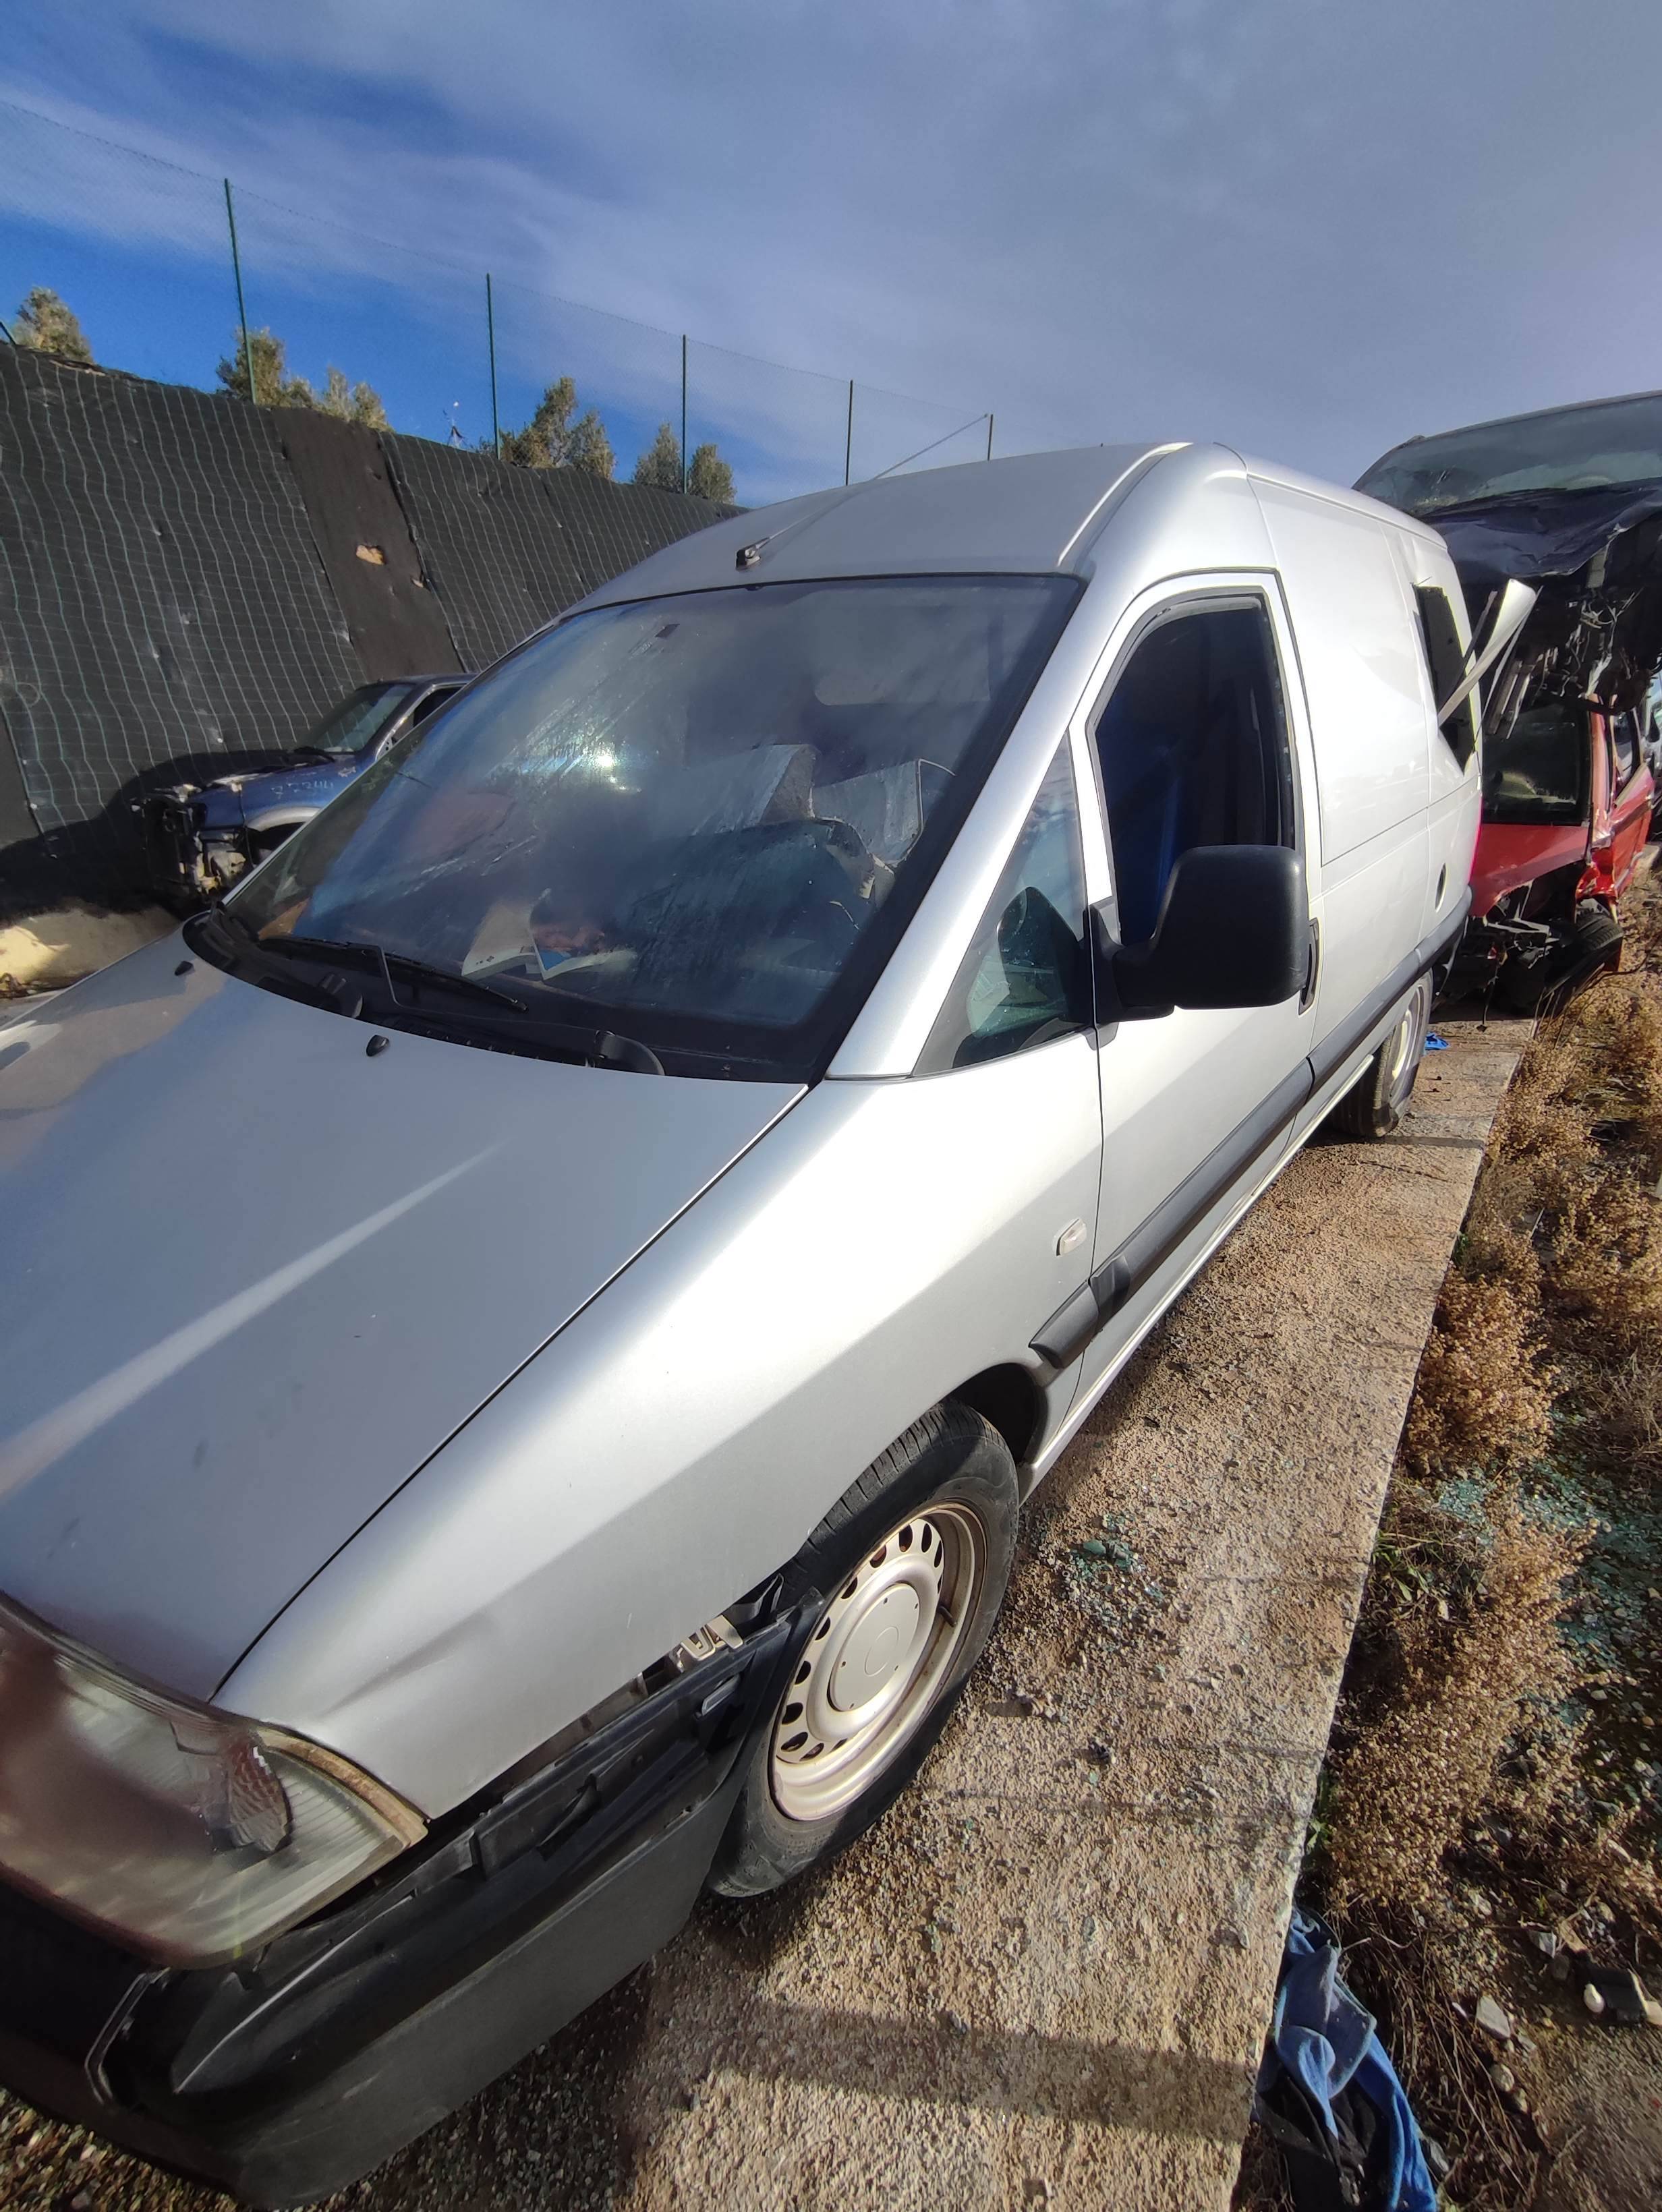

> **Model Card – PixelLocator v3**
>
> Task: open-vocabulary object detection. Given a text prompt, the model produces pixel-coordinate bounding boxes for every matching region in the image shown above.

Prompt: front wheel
[1501,900,1624,1013]
[1329,976,1431,1140]
[708,1401,1018,1898]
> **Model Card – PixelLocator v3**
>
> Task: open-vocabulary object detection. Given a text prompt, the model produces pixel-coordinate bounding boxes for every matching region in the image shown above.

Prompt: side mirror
[1094,845,1308,1020]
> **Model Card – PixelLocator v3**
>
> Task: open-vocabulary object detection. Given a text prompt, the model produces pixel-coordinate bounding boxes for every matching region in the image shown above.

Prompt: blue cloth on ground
[1260,1909,1438,2212]
[1424,1032,1449,1051]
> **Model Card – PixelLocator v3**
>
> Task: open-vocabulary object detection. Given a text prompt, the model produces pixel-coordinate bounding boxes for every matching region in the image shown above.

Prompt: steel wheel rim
[1387,985,1427,1089]
[770,1501,985,1822]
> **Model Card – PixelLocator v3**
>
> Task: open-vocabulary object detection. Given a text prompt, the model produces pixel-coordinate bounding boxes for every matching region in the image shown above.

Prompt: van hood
[0,938,799,1697]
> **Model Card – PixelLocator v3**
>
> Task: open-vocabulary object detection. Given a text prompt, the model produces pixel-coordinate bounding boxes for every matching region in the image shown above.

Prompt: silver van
[0,444,1489,2202]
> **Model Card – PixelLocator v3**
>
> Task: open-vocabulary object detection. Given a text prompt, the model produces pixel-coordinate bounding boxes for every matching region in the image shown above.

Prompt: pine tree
[216,328,386,424]
[13,287,92,363]
[633,421,683,491]
[216,327,313,407]
[687,442,735,502]
[567,408,614,479]
[500,377,613,476]
[321,365,389,430]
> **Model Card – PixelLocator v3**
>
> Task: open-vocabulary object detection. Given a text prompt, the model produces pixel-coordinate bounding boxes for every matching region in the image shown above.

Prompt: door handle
[1300,918,1321,1012]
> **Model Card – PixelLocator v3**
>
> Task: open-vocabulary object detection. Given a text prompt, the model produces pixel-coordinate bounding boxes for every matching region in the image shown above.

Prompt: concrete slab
[339,1014,1526,2212]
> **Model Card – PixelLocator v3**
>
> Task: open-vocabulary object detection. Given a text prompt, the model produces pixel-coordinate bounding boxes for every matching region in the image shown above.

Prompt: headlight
[0,1597,424,1967]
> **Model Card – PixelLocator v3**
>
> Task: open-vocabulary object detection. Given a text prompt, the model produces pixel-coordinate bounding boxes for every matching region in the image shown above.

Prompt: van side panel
[1384,531,1484,943]
[1251,478,1433,1053]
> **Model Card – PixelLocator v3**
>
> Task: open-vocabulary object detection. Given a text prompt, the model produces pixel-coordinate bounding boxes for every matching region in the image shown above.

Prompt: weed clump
[1402,1273,1555,1476]
[1324,1485,1582,1917]
[1549,1175,1662,1356]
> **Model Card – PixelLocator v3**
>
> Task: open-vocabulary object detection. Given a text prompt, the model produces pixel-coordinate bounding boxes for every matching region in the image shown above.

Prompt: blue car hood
[0,939,799,1697]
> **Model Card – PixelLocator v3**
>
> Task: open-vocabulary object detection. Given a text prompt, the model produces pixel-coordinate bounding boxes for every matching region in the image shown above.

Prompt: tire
[708,1401,1019,1898]
[1501,901,1623,1014]
[1330,975,1431,1140]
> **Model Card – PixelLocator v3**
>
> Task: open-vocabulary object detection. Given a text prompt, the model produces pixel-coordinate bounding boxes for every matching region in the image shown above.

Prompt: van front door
[1072,580,1320,1400]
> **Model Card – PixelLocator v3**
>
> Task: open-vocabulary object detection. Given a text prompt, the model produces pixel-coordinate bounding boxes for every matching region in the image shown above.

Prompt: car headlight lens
[0,1597,424,1967]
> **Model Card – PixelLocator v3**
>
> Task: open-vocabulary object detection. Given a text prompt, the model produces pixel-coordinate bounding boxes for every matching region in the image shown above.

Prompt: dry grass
[1323,1486,1583,1920]
[1286,867,1662,2212]
[1549,1175,1662,1356]
[1578,1351,1662,1473]
[1402,1273,1556,1476]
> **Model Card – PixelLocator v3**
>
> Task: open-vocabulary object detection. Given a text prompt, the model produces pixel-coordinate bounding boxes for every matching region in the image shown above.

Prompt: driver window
[1091,600,1294,945]
[409,686,456,728]
[917,745,1090,1072]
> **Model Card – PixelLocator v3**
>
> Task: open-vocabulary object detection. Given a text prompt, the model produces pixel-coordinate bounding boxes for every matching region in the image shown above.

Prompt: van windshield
[302,683,414,757]
[225,575,1076,1080]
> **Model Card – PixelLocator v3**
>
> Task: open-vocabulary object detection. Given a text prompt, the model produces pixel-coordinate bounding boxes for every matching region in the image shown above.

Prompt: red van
[1360,392,1662,1008]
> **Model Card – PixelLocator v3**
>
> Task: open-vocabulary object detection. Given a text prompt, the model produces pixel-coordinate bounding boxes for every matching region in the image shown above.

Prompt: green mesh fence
[0,96,996,508]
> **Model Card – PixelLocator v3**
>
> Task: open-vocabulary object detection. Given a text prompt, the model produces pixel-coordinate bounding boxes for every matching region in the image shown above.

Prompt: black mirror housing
[1095,845,1308,1020]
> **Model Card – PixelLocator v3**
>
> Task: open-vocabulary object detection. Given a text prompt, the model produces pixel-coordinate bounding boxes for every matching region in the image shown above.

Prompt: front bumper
[138,792,250,905]
[0,1605,793,2207]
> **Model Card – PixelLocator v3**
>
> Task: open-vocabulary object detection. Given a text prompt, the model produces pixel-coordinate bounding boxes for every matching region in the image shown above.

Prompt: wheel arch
[946,1362,1045,1468]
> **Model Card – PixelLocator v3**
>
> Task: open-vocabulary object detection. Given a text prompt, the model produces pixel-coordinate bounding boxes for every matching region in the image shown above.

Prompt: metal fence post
[223,179,255,403]
[845,380,855,485]
[985,412,994,462]
[486,274,501,458]
[680,334,688,494]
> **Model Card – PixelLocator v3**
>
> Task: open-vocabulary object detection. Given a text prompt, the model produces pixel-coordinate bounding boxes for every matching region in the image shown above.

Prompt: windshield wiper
[207,921,664,1071]
[191,912,370,1018]
[571,1026,665,1076]
[264,935,531,1017]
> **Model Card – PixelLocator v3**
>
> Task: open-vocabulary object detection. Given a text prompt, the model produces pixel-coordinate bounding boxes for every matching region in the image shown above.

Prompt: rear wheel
[708,1401,1018,1898]
[1330,976,1431,1139]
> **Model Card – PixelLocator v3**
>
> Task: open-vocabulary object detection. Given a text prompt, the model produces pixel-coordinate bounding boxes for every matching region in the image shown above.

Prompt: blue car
[141,674,467,906]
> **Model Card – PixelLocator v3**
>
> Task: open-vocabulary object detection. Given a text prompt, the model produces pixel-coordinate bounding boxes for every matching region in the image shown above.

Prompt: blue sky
[3,1,1661,507]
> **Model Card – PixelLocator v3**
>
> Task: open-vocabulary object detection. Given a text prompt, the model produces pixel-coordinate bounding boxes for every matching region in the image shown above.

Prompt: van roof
[576,444,1181,601]
[573,441,1444,607]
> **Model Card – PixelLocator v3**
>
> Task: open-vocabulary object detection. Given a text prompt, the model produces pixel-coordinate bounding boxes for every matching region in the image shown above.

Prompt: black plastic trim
[1029,1281,1101,1368]
[1029,894,1472,1369]
[0,1607,799,2206]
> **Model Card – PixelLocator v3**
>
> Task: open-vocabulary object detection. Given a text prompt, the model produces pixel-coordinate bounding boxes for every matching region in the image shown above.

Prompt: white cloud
[6,0,1662,488]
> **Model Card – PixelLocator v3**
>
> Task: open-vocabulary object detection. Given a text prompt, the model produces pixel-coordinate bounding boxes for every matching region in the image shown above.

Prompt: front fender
[240,807,318,838]
[220,1039,1104,1815]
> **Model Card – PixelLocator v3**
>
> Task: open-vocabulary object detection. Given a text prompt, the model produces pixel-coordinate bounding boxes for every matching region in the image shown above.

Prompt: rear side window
[1483,701,1588,823]
[1091,600,1293,946]
[917,745,1089,1071]
[1414,585,1477,768]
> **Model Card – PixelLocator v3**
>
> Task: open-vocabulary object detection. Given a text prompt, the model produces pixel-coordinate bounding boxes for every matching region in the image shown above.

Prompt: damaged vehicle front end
[139,676,466,910]
[1359,390,1662,1009]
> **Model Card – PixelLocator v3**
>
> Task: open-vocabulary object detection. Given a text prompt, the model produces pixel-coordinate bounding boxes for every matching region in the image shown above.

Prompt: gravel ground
[0,1019,1524,2212]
